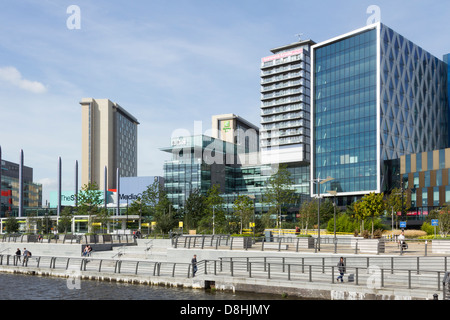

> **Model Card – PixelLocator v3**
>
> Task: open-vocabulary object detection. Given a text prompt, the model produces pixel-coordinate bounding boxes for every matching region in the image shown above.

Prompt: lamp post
[248,194,256,239]
[328,190,338,243]
[312,176,334,251]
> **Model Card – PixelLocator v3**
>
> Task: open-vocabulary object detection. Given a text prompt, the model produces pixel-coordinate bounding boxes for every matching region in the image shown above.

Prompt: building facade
[260,40,315,165]
[80,98,139,191]
[401,148,450,223]
[311,23,449,205]
[0,159,42,217]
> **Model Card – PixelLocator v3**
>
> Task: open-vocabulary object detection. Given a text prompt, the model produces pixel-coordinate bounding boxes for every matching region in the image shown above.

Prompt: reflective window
[313,29,377,193]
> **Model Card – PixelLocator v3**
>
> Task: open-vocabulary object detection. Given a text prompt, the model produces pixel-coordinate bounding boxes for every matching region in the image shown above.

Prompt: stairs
[93,239,171,261]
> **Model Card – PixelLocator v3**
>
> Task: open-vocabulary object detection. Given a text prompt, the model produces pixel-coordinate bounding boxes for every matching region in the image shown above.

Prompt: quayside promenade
[1,234,450,300]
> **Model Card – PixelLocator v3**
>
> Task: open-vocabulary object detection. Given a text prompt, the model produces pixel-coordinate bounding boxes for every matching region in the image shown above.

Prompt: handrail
[0,253,445,293]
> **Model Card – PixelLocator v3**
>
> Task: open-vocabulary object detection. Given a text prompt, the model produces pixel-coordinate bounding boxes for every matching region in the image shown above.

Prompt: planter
[231,237,252,249]
[297,237,315,249]
[351,238,385,254]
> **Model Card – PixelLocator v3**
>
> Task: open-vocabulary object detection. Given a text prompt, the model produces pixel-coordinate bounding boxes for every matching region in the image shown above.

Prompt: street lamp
[328,190,338,247]
[312,176,334,251]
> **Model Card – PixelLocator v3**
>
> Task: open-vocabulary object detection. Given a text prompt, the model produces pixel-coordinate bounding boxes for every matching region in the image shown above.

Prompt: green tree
[263,165,295,229]
[183,189,206,232]
[199,185,225,234]
[360,192,385,237]
[152,188,177,234]
[232,195,255,234]
[58,207,73,234]
[4,216,19,234]
[385,187,410,229]
[76,182,103,233]
[428,204,450,237]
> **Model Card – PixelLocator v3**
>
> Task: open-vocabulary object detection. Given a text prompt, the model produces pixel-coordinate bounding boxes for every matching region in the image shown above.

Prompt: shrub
[421,222,434,235]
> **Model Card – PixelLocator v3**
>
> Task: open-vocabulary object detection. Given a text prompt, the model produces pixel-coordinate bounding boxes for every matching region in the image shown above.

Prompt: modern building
[311,23,449,205]
[260,39,315,165]
[401,148,450,224]
[211,113,259,155]
[0,159,42,217]
[80,98,139,191]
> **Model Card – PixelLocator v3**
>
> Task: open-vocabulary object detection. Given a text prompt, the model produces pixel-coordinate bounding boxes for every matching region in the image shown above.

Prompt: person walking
[191,255,198,277]
[337,257,345,283]
[22,248,29,266]
[15,248,21,264]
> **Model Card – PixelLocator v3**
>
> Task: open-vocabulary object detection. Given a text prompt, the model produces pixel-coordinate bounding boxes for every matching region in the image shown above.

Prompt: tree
[298,199,317,232]
[263,165,295,229]
[199,185,225,234]
[232,195,255,234]
[76,182,103,233]
[385,187,410,229]
[183,189,206,231]
[58,207,73,234]
[152,188,177,234]
[4,216,19,234]
[360,192,385,237]
[429,204,450,237]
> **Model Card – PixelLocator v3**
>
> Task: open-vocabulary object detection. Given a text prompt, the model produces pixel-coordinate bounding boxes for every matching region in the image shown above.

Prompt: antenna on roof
[295,33,304,41]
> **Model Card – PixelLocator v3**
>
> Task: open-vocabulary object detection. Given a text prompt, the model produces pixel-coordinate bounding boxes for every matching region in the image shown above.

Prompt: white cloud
[0,66,47,94]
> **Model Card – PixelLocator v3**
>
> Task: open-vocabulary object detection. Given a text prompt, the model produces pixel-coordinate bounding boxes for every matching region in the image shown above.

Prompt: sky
[0,0,449,204]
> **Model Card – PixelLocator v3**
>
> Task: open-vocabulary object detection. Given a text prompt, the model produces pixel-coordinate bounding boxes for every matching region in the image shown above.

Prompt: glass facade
[401,148,450,220]
[313,29,378,194]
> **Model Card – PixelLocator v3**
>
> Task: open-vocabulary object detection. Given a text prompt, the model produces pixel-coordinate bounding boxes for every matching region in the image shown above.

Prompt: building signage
[222,120,231,133]
[261,48,303,63]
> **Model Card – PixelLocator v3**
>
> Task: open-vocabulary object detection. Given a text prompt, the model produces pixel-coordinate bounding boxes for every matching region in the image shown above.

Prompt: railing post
[332,266,335,284]
[288,264,291,281]
[408,270,411,289]
[391,257,394,274]
[309,265,312,282]
[417,257,420,275]
[356,267,359,285]
[230,260,234,277]
[355,240,358,254]
[172,263,176,277]
[205,260,208,275]
[267,263,271,279]
[249,262,252,278]
[135,261,140,275]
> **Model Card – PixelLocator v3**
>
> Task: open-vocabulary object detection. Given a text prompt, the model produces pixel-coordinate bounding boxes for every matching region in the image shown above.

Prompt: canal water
[0,273,301,301]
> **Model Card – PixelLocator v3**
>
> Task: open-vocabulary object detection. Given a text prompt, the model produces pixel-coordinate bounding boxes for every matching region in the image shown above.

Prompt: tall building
[211,114,259,154]
[311,23,449,204]
[260,40,315,165]
[80,98,139,191]
[0,159,42,216]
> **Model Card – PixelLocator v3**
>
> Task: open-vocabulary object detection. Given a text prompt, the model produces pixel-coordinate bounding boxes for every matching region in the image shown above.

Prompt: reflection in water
[0,273,300,300]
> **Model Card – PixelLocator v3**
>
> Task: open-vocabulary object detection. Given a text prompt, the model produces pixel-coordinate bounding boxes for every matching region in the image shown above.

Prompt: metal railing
[0,234,136,245]
[0,253,447,294]
[0,254,196,278]
[172,234,447,256]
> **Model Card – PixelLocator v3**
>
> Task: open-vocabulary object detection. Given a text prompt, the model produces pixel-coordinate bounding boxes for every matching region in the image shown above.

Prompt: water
[0,273,300,301]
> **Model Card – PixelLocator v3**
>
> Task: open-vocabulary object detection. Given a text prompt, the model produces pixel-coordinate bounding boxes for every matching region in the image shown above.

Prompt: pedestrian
[337,257,345,283]
[15,248,21,264]
[191,254,197,277]
[22,248,29,266]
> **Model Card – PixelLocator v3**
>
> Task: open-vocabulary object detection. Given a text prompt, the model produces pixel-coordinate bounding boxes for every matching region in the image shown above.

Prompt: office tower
[260,39,315,164]
[80,98,139,191]
[0,159,42,215]
[311,23,448,203]
[211,113,259,154]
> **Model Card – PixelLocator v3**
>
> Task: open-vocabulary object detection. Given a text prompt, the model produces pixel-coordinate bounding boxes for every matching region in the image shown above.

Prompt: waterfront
[0,273,301,301]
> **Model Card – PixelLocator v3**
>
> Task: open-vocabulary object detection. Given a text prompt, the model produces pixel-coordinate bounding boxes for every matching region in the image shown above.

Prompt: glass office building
[401,148,450,223]
[312,23,449,203]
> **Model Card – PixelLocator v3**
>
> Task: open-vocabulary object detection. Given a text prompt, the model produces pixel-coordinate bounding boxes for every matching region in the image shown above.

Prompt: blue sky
[0,0,449,203]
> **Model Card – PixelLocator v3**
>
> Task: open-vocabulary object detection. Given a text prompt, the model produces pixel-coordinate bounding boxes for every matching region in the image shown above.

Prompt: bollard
[433,294,438,300]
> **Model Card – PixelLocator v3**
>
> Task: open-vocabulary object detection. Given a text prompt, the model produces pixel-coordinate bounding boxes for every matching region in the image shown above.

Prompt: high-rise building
[80,98,139,191]
[211,114,259,154]
[311,23,449,204]
[0,159,42,216]
[260,40,315,165]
